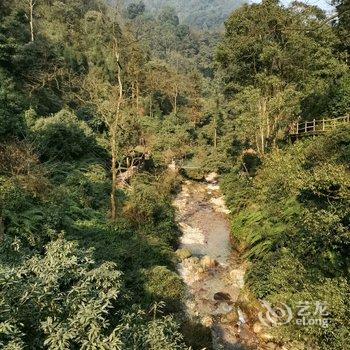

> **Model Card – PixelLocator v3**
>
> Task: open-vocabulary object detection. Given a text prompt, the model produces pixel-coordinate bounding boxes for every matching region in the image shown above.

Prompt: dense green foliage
[0,0,203,348]
[218,2,350,349]
[0,238,188,349]
[222,128,350,349]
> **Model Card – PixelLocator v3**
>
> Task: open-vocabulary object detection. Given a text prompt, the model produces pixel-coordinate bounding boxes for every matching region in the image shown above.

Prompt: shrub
[273,278,350,350]
[0,237,190,349]
[143,265,185,311]
[0,238,123,348]
[32,109,97,161]
[224,128,350,349]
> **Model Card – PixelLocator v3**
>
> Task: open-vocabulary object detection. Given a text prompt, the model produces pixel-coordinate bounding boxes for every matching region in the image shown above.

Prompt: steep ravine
[173,177,282,350]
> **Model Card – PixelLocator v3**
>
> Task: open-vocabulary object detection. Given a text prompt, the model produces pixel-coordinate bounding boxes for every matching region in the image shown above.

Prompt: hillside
[124,0,246,28]
[0,0,349,349]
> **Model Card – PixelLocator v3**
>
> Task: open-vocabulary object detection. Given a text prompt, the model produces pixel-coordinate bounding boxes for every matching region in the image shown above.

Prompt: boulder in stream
[176,248,192,260]
[213,301,233,315]
[187,256,200,265]
[201,315,214,327]
[229,269,245,288]
[205,172,219,183]
[253,321,264,334]
[253,321,275,342]
[266,342,278,350]
[221,310,239,324]
[214,292,232,302]
[260,331,275,341]
[200,255,218,269]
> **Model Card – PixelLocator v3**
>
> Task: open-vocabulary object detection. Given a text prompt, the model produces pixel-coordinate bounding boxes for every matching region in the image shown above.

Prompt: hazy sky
[251,0,334,12]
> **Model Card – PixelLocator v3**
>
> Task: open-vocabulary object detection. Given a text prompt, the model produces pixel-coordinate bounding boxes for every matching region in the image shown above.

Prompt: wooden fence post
[287,114,348,139]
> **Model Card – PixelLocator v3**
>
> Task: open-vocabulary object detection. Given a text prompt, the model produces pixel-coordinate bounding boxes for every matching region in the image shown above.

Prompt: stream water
[174,178,271,350]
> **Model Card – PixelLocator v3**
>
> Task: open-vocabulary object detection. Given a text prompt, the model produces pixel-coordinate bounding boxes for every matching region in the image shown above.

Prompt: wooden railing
[290,115,350,136]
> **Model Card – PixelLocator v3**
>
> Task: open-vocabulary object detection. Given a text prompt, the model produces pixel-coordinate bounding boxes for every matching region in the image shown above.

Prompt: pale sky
[251,0,334,12]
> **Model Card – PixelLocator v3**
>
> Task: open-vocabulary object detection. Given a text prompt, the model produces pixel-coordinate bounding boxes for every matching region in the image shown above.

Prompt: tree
[75,7,127,221]
[127,1,146,19]
[24,0,36,42]
[158,6,179,27]
[85,36,143,221]
[217,0,346,155]
[0,70,25,141]
[332,0,350,60]
[86,64,124,221]
[222,126,350,350]
[0,237,123,348]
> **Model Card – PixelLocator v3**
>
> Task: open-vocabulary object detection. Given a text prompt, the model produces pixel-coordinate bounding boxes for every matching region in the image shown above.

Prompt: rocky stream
[174,176,288,350]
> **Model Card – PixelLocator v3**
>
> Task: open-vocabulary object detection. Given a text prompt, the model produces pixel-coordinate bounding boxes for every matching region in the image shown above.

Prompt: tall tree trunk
[174,85,178,115]
[110,128,117,222]
[29,0,35,42]
[131,81,135,101]
[255,135,261,155]
[136,80,140,115]
[214,95,219,149]
[0,216,4,243]
[259,97,267,155]
[260,126,265,155]
[213,113,217,150]
[110,39,123,222]
[149,94,153,117]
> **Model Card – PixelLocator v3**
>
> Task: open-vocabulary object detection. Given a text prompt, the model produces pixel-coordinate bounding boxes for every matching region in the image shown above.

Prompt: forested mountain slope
[123,0,245,28]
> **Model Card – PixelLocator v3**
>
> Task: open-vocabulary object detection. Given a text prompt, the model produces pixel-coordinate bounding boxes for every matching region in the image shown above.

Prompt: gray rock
[214,292,231,302]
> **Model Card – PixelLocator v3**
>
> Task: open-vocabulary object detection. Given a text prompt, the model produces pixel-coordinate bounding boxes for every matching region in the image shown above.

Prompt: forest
[122,0,245,28]
[0,0,349,349]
